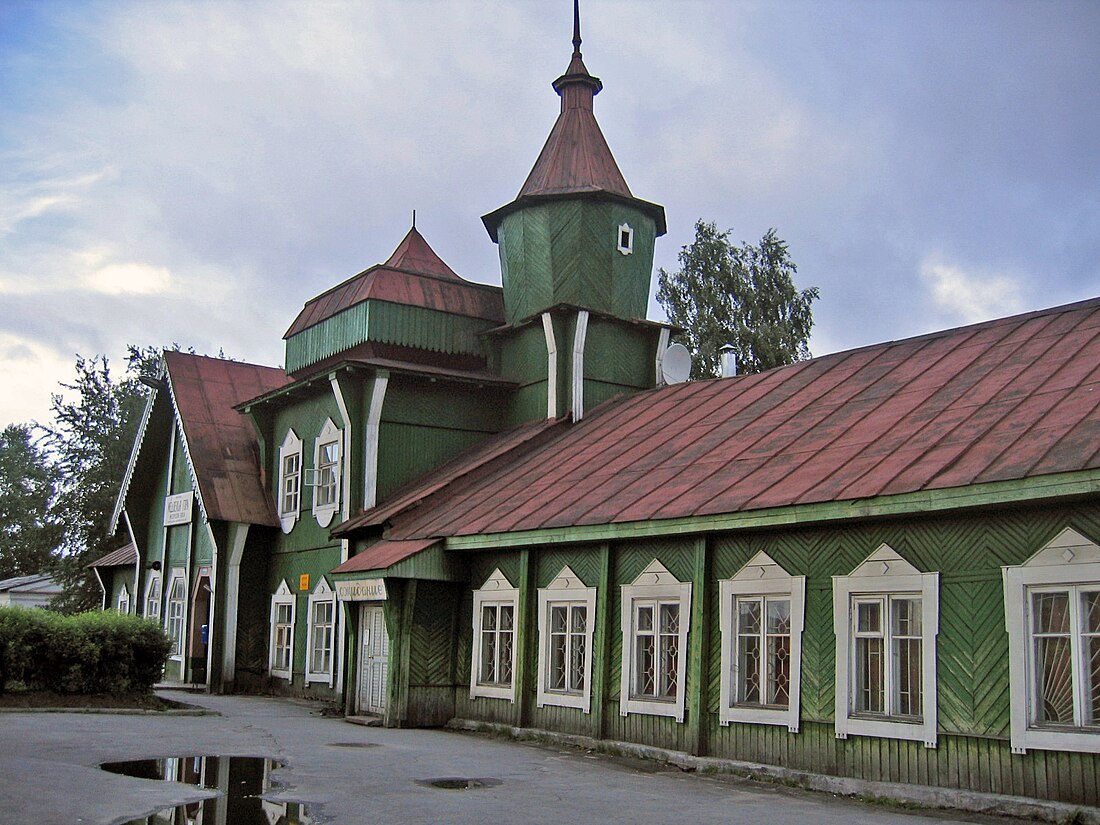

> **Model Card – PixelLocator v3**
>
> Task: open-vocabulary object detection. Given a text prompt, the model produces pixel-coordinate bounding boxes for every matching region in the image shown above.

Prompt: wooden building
[94,10,1100,808]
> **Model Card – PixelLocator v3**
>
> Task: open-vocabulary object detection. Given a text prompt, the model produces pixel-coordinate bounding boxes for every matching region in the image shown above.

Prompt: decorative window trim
[117,583,130,615]
[1004,527,1100,755]
[470,569,519,701]
[269,581,296,681]
[277,429,303,534]
[833,545,939,748]
[144,572,161,621]
[311,419,342,528]
[165,570,187,660]
[536,566,597,713]
[616,223,634,255]
[619,559,692,722]
[305,578,337,686]
[719,551,806,732]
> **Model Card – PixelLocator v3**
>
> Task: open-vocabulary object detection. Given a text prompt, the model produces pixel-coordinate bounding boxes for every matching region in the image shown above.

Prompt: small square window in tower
[617,223,634,255]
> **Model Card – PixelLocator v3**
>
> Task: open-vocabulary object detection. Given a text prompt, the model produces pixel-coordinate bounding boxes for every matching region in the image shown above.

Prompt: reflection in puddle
[100,755,315,825]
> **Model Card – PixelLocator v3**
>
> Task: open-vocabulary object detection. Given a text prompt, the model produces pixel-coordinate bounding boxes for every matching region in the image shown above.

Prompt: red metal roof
[330,538,440,574]
[284,228,504,338]
[87,542,137,568]
[481,41,666,241]
[165,352,290,527]
[346,298,1100,542]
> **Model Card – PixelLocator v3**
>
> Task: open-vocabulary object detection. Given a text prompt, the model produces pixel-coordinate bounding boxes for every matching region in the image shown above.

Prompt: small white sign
[163,492,193,526]
[335,578,387,602]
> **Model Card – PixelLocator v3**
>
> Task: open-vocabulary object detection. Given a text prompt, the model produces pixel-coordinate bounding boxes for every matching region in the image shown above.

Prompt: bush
[0,607,171,694]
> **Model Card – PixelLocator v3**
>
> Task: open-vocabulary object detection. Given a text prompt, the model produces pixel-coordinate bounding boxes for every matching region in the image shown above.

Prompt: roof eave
[442,469,1100,551]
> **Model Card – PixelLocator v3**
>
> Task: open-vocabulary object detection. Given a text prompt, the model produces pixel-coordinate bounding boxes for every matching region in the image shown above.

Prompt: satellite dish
[661,343,691,385]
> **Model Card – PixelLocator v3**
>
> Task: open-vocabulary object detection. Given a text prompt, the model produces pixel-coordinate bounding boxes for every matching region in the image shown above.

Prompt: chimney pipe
[720,345,737,378]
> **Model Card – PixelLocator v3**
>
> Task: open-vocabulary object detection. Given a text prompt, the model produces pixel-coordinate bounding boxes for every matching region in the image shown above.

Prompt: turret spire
[572,0,582,58]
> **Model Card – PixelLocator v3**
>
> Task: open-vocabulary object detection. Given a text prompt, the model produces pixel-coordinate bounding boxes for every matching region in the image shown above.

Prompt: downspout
[93,568,107,611]
[571,310,589,421]
[542,313,558,419]
[220,522,249,692]
[204,519,220,691]
[654,327,671,387]
[123,510,141,615]
[362,372,389,511]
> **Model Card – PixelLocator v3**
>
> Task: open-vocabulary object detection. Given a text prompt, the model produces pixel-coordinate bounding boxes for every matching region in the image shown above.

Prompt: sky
[1,0,1098,429]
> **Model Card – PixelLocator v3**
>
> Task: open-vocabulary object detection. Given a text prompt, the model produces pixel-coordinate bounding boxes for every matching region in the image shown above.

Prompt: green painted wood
[285,300,495,373]
[592,543,611,740]
[686,536,710,756]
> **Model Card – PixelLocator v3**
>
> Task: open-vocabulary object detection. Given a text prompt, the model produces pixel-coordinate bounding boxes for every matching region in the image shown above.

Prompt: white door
[357,603,389,715]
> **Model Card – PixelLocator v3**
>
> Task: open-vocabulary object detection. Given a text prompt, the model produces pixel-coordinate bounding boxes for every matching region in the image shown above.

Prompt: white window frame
[834,544,939,748]
[144,572,161,621]
[719,551,806,732]
[305,577,337,686]
[165,570,187,660]
[536,566,597,713]
[470,569,519,701]
[117,583,130,615]
[616,223,634,255]
[311,418,342,528]
[269,581,296,681]
[277,429,303,534]
[619,559,692,722]
[1004,527,1100,754]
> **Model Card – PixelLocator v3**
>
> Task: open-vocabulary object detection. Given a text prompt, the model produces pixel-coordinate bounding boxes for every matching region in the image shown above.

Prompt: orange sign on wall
[299,574,310,591]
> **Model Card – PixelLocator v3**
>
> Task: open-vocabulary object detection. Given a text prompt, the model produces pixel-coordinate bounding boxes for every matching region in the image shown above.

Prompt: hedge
[0,608,171,694]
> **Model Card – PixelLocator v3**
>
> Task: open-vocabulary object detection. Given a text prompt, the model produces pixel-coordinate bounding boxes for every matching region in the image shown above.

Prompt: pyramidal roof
[482,3,665,240]
[284,227,503,339]
[382,226,461,280]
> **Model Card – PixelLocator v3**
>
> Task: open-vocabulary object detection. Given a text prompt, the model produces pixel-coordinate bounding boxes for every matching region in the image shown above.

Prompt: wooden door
[357,603,389,715]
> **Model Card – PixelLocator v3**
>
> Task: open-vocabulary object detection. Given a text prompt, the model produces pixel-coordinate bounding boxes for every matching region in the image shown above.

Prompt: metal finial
[572,0,582,57]
[412,209,416,229]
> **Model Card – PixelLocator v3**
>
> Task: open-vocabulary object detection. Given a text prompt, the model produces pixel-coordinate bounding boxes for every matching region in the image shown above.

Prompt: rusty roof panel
[331,538,440,574]
[87,542,137,568]
[285,228,503,339]
[165,351,288,527]
[353,298,1100,541]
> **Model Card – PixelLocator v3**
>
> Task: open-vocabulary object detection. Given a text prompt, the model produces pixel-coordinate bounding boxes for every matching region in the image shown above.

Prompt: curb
[448,718,1100,824]
[0,706,217,716]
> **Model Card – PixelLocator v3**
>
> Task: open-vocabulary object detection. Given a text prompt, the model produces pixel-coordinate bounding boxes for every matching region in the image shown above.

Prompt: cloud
[0,333,75,426]
[81,260,174,295]
[919,256,1026,325]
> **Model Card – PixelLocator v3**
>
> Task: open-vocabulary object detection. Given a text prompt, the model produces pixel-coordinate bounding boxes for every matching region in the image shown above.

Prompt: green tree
[657,220,819,379]
[41,347,160,613]
[0,424,61,580]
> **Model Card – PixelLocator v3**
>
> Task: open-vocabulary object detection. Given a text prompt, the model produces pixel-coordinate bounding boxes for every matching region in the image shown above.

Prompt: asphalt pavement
[0,691,1033,825]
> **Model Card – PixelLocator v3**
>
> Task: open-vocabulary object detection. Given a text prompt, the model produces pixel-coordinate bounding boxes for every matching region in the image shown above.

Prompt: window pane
[857,601,881,634]
[482,605,497,631]
[767,634,791,707]
[1034,591,1070,634]
[738,599,761,635]
[636,634,655,697]
[570,605,586,634]
[551,605,567,633]
[570,632,586,692]
[500,605,514,631]
[1088,636,1100,726]
[856,637,884,713]
[892,598,921,637]
[1084,591,1100,635]
[499,629,513,683]
[660,628,679,698]
[660,603,679,634]
[550,629,567,690]
[480,628,497,683]
[767,599,790,635]
[637,605,653,632]
[737,633,761,704]
[895,637,922,717]
[1034,635,1073,724]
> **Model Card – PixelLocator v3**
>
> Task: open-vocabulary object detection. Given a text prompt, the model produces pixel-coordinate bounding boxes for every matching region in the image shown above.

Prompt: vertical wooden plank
[592,543,611,741]
[395,579,416,725]
[687,536,710,757]
[341,600,359,716]
[512,549,534,728]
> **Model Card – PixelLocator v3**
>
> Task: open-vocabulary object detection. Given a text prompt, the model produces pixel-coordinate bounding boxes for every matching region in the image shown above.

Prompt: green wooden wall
[496,200,657,325]
[432,500,1100,806]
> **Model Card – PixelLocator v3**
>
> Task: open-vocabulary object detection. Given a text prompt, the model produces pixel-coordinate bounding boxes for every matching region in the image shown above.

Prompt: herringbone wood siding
[443,502,1100,804]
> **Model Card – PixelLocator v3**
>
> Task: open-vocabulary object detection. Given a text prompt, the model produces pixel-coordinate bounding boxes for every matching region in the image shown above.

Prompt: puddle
[100,755,317,825]
[417,777,503,790]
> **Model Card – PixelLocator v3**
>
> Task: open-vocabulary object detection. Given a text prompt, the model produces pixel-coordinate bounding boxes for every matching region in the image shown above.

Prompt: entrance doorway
[189,576,212,686]
[357,603,389,715]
